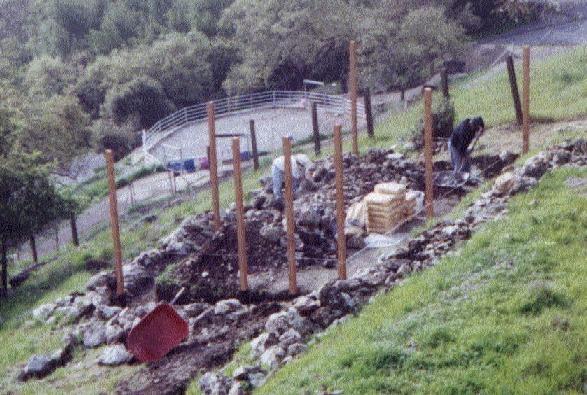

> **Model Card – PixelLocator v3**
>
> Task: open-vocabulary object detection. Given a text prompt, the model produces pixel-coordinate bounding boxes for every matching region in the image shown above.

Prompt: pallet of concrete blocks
[366,183,408,234]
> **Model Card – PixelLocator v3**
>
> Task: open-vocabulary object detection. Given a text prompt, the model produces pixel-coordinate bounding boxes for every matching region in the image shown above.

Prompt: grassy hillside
[2,45,587,393]
[258,166,587,395]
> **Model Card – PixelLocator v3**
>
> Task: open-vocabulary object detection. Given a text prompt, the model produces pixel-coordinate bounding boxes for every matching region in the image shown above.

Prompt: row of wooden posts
[103,43,532,299]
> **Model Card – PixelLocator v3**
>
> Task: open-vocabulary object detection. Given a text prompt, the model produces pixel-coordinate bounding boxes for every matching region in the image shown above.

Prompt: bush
[91,117,140,160]
[104,76,175,128]
[413,97,455,143]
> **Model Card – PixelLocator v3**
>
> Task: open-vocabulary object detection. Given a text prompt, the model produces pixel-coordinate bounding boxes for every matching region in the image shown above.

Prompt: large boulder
[98,345,133,366]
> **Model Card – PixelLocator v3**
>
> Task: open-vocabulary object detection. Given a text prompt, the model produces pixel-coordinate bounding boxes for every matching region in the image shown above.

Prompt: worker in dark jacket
[448,117,485,175]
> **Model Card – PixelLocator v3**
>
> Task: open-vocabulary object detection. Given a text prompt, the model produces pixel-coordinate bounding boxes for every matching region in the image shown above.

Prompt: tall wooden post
[70,212,79,247]
[333,124,347,280]
[1,240,7,296]
[105,149,125,298]
[506,55,524,126]
[364,88,374,138]
[441,69,449,98]
[29,236,38,264]
[424,88,434,220]
[249,120,259,171]
[522,47,531,154]
[349,40,359,156]
[311,102,321,155]
[207,102,221,230]
[232,138,249,291]
[282,137,298,295]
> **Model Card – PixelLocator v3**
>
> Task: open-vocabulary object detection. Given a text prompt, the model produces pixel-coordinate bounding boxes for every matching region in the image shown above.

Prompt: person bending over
[448,117,485,175]
[271,143,312,208]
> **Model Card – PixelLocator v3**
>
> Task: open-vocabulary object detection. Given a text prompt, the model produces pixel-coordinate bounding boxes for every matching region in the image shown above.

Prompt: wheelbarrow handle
[170,287,186,305]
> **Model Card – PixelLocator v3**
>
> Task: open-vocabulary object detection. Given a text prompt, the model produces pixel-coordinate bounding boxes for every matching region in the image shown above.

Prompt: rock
[293,295,320,316]
[310,307,343,328]
[86,271,115,291]
[493,172,517,196]
[265,308,308,336]
[278,328,302,348]
[298,208,321,228]
[259,224,285,243]
[105,323,125,344]
[319,285,355,313]
[122,264,155,299]
[287,343,307,356]
[83,324,107,348]
[182,303,211,318]
[346,233,366,250]
[85,259,110,272]
[96,305,122,321]
[523,156,549,178]
[260,346,285,369]
[55,305,83,323]
[199,372,231,395]
[251,332,278,358]
[18,355,58,381]
[32,304,56,322]
[232,365,263,380]
[214,299,244,315]
[228,381,246,395]
[248,372,266,388]
[98,345,133,366]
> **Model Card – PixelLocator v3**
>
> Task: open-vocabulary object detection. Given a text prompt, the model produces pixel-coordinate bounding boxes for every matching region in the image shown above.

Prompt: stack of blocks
[365,183,416,234]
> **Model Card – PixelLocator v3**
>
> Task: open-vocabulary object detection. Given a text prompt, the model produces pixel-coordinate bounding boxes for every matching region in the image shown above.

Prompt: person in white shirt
[271,145,312,203]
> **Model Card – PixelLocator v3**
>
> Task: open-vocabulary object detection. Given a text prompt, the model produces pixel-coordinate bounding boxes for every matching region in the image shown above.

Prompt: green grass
[257,167,587,394]
[4,44,587,393]
[0,164,270,394]
[355,46,587,153]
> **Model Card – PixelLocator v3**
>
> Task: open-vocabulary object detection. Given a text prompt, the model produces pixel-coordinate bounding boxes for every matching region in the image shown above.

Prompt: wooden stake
[70,212,79,247]
[333,124,347,280]
[441,69,449,98]
[349,40,359,155]
[232,138,249,291]
[506,55,524,126]
[311,102,320,155]
[282,137,298,295]
[207,102,221,230]
[168,171,175,195]
[105,149,125,297]
[129,182,135,206]
[522,47,531,154]
[364,88,374,138]
[249,120,259,171]
[424,88,434,220]
[29,235,38,264]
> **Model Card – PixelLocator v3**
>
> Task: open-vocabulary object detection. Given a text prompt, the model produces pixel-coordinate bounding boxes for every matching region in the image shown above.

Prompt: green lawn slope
[258,167,587,394]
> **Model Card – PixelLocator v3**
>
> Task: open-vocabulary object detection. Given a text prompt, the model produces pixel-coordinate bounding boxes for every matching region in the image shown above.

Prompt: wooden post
[333,124,347,280]
[424,88,434,220]
[522,47,530,154]
[54,226,59,250]
[129,182,135,206]
[349,40,359,155]
[70,212,79,247]
[249,120,259,171]
[232,138,249,291]
[364,88,374,138]
[1,240,7,296]
[282,137,298,295]
[207,102,221,230]
[105,149,125,298]
[506,55,524,126]
[441,69,449,98]
[29,235,38,264]
[311,102,320,155]
[168,171,175,195]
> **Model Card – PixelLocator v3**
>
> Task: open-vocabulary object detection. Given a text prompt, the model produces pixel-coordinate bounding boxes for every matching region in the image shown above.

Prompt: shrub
[104,76,175,128]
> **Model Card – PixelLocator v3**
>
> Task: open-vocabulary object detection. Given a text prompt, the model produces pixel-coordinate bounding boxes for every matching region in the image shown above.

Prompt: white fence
[142,90,366,159]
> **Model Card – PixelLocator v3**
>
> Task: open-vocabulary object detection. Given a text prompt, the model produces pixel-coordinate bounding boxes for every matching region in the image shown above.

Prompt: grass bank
[258,167,587,394]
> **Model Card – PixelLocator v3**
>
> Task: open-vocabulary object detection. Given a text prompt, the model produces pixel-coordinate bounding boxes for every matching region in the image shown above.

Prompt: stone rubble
[17,139,586,389]
[196,139,587,394]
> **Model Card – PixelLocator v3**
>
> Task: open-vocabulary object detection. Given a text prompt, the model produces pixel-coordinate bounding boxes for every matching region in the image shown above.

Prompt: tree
[19,95,92,172]
[0,109,71,296]
[104,76,175,128]
[24,55,76,98]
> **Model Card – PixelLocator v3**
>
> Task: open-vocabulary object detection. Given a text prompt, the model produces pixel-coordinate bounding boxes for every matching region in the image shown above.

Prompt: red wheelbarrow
[126,288,189,363]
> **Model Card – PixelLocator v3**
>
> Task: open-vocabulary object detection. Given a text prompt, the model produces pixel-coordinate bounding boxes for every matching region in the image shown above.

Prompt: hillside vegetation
[0,0,543,167]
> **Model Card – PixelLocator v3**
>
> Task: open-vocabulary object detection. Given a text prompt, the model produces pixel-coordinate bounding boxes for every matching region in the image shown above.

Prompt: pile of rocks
[196,138,587,394]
